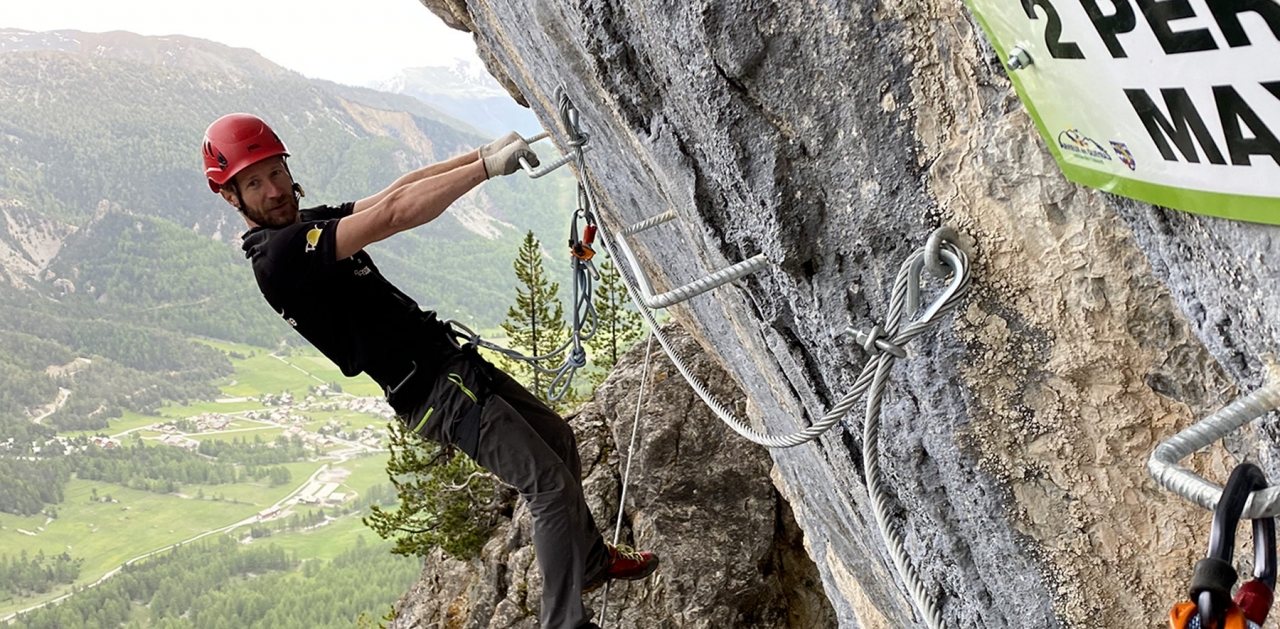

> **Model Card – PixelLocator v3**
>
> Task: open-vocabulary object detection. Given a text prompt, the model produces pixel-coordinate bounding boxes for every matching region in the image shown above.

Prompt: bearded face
[222,156,299,228]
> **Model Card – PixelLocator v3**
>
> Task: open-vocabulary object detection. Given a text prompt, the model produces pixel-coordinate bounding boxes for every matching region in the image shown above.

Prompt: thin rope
[614,333,655,544]
[598,333,656,626]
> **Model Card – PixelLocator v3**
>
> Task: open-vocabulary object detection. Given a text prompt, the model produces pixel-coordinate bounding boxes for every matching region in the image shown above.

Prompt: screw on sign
[1169,463,1276,629]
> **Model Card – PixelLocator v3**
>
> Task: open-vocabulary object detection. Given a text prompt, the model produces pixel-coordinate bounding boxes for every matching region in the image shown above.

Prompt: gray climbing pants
[401,350,609,629]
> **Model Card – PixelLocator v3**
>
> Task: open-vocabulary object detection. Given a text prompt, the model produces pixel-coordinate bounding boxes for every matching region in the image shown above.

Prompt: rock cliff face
[410,0,1280,626]
[391,326,836,628]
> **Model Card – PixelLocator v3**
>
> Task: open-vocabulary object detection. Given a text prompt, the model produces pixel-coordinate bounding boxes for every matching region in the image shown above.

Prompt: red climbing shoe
[583,543,660,593]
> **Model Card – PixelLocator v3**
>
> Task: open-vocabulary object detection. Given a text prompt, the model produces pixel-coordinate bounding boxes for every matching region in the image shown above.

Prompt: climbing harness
[528,89,968,628]
[444,241,595,402]
[1169,462,1276,629]
[444,225,596,402]
[1149,382,1280,518]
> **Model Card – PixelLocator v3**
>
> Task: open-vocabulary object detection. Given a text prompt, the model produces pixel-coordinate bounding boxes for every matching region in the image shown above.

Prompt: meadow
[0,342,398,619]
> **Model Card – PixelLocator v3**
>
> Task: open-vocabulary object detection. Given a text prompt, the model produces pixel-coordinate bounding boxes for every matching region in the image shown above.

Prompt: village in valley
[141,387,394,455]
[40,383,393,455]
[0,343,419,623]
[118,383,397,523]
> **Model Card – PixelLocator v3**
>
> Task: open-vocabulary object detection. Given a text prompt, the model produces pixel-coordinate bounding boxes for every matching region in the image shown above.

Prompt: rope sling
[446,180,602,401]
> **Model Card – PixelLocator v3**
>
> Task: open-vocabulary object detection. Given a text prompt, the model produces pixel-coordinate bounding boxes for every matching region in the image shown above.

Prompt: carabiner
[568,207,597,261]
[571,241,596,261]
[1188,463,1276,628]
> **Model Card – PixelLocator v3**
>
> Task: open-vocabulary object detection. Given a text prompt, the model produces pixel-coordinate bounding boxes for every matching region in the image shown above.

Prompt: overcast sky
[2,0,480,86]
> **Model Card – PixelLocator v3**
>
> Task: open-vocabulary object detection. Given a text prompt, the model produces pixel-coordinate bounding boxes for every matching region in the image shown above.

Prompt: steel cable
[559,91,968,626]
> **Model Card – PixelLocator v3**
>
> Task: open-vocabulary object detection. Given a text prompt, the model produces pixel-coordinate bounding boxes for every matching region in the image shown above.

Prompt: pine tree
[363,422,510,559]
[586,259,645,387]
[499,231,569,402]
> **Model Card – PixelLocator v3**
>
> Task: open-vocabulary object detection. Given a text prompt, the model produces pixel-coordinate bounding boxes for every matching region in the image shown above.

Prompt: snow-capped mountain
[375,60,541,137]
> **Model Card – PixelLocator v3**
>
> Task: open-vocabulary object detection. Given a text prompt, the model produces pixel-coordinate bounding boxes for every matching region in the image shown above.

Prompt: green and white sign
[965,0,1280,224]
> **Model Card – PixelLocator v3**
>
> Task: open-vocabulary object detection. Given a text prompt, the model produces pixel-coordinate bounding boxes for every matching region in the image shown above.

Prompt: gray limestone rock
[407,0,1280,626]
[390,325,835,629]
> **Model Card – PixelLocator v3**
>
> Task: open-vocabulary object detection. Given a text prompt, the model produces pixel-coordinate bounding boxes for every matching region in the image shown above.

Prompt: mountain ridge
[0,28,299,80]
[374,63,542,136]
[0,46,567,320]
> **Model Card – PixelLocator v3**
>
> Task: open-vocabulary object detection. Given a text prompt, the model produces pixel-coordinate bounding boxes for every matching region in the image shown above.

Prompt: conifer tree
[586,259,645,387]
[363,422,508,559]
[499,231,568,402]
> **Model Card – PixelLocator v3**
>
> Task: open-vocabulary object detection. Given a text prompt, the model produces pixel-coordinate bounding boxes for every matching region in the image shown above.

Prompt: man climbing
[202,113,657,629]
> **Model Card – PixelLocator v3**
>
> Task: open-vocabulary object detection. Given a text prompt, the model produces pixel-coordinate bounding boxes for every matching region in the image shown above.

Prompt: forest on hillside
[7,536,420,629]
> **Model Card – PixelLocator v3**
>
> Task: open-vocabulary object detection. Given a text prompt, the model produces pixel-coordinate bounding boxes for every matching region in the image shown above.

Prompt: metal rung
[519,132,589,179]
[614,212,767,309]
[623,210,677,236]
[1149,382,1280,518]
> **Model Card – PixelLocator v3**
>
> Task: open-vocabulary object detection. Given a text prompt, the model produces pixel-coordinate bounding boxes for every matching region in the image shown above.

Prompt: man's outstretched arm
[351,132,524,213]
[351,149,479,214]
[333,139,537,260]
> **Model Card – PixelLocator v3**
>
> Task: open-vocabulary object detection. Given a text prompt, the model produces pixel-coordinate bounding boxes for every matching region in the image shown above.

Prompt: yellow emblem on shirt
[305,227,322,253]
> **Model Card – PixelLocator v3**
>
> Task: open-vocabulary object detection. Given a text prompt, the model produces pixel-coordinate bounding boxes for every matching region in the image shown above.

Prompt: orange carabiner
[1169,601,1251,628]
[1169,463,1275,629]
[571,241,595,261]
[568,209,596,261]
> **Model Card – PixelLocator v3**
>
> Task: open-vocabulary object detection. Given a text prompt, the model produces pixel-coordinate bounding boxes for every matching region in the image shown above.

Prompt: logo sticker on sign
[1110,141,1136,171]
[1058,128,1113,163]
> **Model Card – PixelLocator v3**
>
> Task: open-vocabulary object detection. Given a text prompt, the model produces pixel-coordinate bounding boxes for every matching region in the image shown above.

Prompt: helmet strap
[283,159,305,202]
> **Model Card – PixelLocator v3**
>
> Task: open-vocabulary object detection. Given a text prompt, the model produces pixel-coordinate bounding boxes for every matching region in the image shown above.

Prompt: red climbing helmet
[202,113,289,193]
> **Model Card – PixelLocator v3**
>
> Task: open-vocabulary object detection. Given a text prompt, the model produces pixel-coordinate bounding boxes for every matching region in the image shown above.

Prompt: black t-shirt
[241,202,449,402]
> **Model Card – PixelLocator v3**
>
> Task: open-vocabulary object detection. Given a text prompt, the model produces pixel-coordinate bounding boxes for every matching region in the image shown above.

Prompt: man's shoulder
[243,221,339,282]
[243,222,313,257]
[300,202,355,222]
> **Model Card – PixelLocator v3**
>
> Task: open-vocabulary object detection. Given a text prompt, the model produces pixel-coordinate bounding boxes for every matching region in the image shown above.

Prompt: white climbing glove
[483,138,539,179]
[478,131,522,159]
